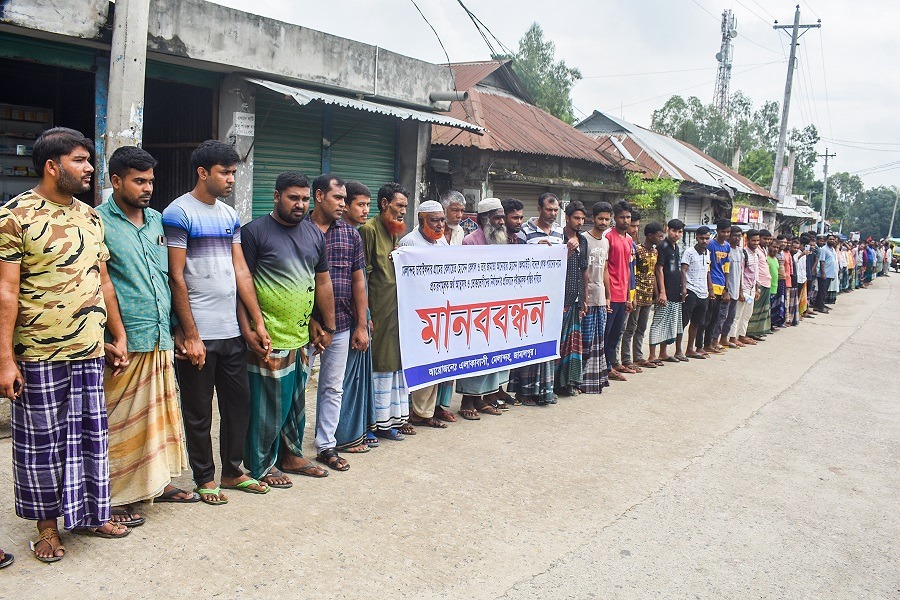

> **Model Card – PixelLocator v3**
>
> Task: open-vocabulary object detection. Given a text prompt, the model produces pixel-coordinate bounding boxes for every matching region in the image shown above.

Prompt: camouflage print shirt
[0,190,110,361]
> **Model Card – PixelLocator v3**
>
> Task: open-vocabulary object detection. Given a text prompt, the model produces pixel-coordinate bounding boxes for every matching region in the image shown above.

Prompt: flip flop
[281,463,330,477]
[73,524,131,539]
[155,488,201,503]
[373,428,405,441]
[221,478,270,494]
[458,408,481,420]
[110,507,145,527]
[663,356,680,363]
[194,486,228,505]
[0,551,13,569]
[260,469,293,489]
[410,417,448,429]
[343,443,371,454]
[685,353,707,359]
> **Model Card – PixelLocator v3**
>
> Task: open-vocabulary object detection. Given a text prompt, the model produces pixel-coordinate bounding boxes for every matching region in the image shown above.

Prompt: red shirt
[604,228,633,303]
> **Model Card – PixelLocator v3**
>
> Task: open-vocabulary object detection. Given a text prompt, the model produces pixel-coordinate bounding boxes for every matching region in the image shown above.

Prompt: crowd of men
[0,127,885,567]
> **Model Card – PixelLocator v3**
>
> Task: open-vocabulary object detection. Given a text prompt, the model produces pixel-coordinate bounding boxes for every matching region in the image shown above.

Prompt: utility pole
[770,6,821,198]
[818,148,835,234]
[713,9,737,116]
[888,186,899,239]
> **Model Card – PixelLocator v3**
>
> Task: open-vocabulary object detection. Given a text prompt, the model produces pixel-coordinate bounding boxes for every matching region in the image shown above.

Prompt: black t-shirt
[657,238,682,299]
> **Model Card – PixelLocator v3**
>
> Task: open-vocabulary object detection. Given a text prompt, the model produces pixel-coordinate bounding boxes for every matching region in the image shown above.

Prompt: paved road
[1,278,897,599]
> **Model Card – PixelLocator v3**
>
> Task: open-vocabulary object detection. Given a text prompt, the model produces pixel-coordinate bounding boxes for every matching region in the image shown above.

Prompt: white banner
[392,244,567,391]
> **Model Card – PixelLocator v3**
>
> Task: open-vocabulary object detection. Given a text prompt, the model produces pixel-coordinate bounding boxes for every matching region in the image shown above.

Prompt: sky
[211,0,900,191]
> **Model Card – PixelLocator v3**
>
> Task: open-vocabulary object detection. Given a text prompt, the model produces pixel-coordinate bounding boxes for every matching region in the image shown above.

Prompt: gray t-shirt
[681,246,710,299]
[162,193,241,340]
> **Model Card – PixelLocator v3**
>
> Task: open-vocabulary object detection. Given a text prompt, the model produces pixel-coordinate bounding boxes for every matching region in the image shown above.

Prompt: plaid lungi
[12,358,110,530]
[554,306,583,392]
[771,280,786,327]
[747,287,771,336]
[245,349,308,480]
[649,301,683,346]
[508,361,555,405]
[579,306,608,394]
[786,287,799,326]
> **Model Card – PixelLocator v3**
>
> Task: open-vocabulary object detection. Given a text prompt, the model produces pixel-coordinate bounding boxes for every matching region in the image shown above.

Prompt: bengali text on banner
[392,243,567,391]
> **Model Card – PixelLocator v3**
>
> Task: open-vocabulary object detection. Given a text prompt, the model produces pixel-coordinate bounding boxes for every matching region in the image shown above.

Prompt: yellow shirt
[0,190,109,361]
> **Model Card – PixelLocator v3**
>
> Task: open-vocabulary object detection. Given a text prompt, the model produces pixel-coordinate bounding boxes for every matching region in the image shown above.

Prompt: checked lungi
[579,306,608,394]
[244,349,308,480]
[12,358,110,530]
[771,280,786,327]
[747,288,771,336]
[649,301,683,346]
[554,306,583,392]
[786,287,799,326]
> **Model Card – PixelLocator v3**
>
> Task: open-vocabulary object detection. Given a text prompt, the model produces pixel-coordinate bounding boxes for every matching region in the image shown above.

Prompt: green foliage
[625,172,680,211]
[846,186,897,239]
[738,148,775,189]
[500,23,582,124]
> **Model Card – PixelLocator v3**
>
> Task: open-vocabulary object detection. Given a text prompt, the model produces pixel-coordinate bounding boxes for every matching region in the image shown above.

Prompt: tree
[846,186,897,239]
[501,23,582,124]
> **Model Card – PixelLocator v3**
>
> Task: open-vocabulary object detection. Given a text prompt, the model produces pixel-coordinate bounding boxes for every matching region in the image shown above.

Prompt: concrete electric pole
[770,6,821,199]
[713,10,737,117]
[818,148,836,234]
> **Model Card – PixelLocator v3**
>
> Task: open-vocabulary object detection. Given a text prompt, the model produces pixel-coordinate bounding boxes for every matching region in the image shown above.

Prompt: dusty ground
[0,277,897,599]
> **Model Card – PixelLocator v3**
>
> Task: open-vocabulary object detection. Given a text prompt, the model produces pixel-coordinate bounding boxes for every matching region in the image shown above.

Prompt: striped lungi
[245,349,308,480]
[335,344,377,450]
[372,370,408,430]
[554,305,583,392]
[508,361,555,404]
[649,301,683,346]
[798,282,809,315]
[105,348,188,506]
[12,358,110,530]
[786,287,799,326]
[747,287,771,336]
[771,281,786,327]
[579,306,608,394]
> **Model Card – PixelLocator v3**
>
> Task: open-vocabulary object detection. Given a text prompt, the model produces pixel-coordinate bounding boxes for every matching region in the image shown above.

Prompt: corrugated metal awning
[246,78,483,133]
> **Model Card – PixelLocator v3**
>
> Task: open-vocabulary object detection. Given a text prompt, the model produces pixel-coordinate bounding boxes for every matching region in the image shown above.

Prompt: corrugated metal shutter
[491,182,552,222]
[679,197,703,225]
[252,89,323,220]
[0,32,96,71]
[329,106,397,219]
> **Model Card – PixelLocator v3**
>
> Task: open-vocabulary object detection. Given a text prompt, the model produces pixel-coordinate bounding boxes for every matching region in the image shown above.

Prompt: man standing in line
[681,225,713,360]
[503,198,525,243]
[399,200,453,427]
[241,172,335,483]
[518,192,565,243]
[360,183,414,440]
[621,221,663,370]
[457,198,511,415]
[699,220,731,355]
[580,202,612,393]
[508,193,563,405]
[336,181,380,449]
[719,225,744,348]
[747,229,773,341]
[603,200,634,381]
[307,174,369,470]
[730,229,761,347]
[439,189,467,245]
[554,201,589,396]
[817,234,839,311]
[164,140,272,504]
[98,146,193,528]
[0,128,131,562]
[648,219,685,364]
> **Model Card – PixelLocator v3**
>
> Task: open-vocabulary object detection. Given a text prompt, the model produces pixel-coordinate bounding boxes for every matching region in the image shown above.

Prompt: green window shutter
[328,106,397,219]
[251,89,323,220]
[0,31,96,71]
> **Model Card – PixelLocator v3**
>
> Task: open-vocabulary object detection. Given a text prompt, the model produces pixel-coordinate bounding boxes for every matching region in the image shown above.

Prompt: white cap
[417,200,444,215]
[477,197,503,214]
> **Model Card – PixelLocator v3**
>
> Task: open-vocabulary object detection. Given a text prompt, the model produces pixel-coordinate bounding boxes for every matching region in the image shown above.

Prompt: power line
[825,141,900,153]
[817,29,835,140]
[800,42,821,128]
[850,159,900,175]
[801,0,821,19]
[687,0,719,21]
[734,0,773,27]
[823,137,900,146]
[747,0,777,20]
[580,61,777,79]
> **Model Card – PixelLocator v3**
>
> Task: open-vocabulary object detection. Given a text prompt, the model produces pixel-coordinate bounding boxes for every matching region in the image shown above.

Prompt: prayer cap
[477,198,503,214]
[417,200,444,214]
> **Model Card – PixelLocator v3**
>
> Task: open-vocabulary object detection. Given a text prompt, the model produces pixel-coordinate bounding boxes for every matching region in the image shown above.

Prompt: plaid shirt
[321,219,366,333]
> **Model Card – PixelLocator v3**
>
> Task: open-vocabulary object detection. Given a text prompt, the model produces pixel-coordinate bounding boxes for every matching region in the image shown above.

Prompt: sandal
[282,462,330,476]
[674,354,689,362]
[260,468,293,489]
[434,407,458,422]
[662,356,680,363]
[651,358,665,366]
[155,487,201,503]
[607,369,627,381]
[110,506,145,527]
[475,402,502,416]
[520,397,538,407]
[0,550,12,569]
[30,527,65,563]
[397,424,417,435]
[343,443,371,454]
[194,486,228,505]
[637,360,657,369]
[221,477,270,494]
[685,352,706,359]
[410,416,447,429]
[364,432,380,447]
[373,428,405,441]
[73,522,130,539]
[316,448,350,472]
[458,408,481,420]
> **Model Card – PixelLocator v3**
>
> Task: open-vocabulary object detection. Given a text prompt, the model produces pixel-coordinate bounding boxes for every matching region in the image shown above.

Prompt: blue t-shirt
[707,238,731,295]
[821,245,839,280]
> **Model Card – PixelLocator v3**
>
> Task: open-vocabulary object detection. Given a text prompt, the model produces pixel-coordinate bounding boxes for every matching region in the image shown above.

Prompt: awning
[246,78,483,134]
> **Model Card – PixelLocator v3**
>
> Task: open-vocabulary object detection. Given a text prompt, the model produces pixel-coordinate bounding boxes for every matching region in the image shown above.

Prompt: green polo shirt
[96,197,173,352]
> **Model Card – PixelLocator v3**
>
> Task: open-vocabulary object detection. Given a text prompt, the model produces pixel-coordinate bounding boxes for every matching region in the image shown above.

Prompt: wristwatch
[321,324,337,335]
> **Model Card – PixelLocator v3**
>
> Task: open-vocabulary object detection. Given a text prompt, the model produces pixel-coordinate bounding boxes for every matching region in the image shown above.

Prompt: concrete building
[0,0,478,222]
[430,60,635,222]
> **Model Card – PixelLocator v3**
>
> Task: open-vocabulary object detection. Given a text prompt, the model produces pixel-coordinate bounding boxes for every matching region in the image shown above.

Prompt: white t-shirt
[681,246,710,299]
[585,230,609,307]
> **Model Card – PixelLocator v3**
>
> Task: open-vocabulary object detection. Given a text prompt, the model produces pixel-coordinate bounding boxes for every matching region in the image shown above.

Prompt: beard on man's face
[485,223,508,245]
[58,165,90,196]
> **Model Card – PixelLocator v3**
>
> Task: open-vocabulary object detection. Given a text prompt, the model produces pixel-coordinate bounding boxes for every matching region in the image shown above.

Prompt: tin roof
[431,63,632,169]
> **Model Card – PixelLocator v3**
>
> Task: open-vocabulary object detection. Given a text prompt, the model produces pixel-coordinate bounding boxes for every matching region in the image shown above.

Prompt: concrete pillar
[103,0,150,195]
[218,75,256,223]
[397,120,430,231]
[93,57,109,205]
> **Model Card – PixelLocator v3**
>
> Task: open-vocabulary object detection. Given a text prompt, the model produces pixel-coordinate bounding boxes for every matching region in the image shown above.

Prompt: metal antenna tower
[713,9,737,115]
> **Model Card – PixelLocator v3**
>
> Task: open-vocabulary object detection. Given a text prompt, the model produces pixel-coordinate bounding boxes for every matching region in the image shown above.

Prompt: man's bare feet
[160,484,196,501]
[281,455,328,477]
[260,468,293,488]
[221,474,269,493]
[196,480,228,504]
[32,520,65,562]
